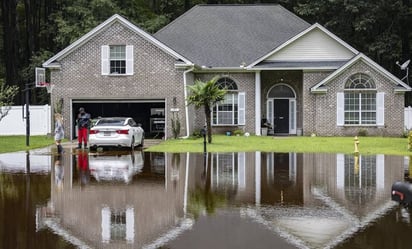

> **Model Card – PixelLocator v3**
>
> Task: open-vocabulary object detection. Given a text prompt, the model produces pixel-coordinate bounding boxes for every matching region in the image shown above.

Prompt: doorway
[273,99,289,133]
[266,84,296,135]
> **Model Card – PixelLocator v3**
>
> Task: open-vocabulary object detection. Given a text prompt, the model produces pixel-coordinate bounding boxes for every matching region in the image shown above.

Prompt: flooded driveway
[0,147,411,249]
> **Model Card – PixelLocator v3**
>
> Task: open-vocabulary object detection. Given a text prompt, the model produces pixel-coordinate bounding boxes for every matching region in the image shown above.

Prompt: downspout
[182,65,195,138]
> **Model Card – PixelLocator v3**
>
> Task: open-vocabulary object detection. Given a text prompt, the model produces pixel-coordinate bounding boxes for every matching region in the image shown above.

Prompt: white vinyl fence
[405,106,412,130]
[0,105,51,135]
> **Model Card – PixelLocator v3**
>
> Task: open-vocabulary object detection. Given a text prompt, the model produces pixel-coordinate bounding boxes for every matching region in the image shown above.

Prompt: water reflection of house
[38,151,192,249]
[37,151,404,249]
[180,152,404,248]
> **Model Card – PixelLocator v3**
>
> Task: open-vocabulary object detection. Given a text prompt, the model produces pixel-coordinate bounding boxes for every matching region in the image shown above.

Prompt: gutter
[181,65,195,138]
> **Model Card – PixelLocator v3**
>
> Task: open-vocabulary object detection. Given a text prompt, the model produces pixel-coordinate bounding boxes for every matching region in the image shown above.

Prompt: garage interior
[72,100,165,140]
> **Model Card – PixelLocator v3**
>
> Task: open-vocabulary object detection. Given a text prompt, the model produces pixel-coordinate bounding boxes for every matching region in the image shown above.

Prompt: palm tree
[187,76,227,143]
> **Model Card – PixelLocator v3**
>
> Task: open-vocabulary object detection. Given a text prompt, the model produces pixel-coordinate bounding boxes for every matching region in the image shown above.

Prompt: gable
[249,24,358,69]
[311,53,412,93]
[43,14,191,68]
[267,28,355,61]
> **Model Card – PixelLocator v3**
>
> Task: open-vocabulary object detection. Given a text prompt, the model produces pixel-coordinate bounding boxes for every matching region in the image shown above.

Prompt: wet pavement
[1,146,412,249]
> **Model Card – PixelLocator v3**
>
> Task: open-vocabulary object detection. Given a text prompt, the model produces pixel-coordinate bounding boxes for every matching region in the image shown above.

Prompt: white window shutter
[101,45,109,75]
[336,154,344,189]
[376,92,385,126]
[238,92,245,125]
[336,92,344,126]
[126,45,134,75]
[237,152,246,190]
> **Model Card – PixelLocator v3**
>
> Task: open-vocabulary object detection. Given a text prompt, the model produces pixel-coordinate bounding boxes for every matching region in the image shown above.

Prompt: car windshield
[95,119,126,126]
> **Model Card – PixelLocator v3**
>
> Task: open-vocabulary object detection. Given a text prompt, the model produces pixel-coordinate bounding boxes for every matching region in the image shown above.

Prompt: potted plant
[261,118,271,136]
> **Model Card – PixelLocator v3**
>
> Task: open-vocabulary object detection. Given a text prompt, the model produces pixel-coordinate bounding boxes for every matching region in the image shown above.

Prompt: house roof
[154,4,310,68]
[43,14,192,68]
[311,53,412,93]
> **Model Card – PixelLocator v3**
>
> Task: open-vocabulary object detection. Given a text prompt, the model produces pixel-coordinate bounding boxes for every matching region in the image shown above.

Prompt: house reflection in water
[36,151,404,249]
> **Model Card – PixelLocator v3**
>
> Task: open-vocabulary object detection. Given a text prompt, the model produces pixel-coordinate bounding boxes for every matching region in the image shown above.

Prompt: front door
[273,99,289,133]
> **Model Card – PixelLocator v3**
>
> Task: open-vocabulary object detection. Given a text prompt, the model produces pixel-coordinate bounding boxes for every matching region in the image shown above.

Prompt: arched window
[213,77,242,125]
[216,77,238,90]
[268,84,295,98]
[344,73,377,125]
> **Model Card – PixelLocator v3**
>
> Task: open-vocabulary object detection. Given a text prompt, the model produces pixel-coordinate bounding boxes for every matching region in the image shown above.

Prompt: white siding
[267,29,355,61]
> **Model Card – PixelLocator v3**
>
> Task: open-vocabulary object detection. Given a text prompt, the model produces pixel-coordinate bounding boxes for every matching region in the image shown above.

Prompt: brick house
[43,4,411,139]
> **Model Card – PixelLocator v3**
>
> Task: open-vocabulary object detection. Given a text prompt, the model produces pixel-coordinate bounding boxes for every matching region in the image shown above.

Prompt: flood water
[1,146,412,249]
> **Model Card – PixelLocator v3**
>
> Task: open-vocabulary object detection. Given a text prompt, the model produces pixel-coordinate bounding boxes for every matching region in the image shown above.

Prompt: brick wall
[191,72,256,135]
[303,60,406,137]
[49,22,188,139]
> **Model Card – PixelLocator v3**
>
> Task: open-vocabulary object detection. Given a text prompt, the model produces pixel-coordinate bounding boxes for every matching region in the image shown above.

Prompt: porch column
[255,71,261,135]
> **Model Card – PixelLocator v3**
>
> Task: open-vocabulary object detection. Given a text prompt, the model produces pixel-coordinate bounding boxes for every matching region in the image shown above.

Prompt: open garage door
[72,99,165,140]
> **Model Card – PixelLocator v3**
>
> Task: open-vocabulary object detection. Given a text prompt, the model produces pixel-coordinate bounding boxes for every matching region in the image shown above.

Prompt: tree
[0,79,19,122]
[187,76,227,143]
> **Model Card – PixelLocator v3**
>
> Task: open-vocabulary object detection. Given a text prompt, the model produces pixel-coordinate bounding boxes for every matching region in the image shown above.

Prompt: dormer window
[101,45,134,75]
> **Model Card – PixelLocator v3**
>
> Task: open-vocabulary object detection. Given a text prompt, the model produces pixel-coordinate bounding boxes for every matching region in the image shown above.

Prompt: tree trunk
[204,104,212,144]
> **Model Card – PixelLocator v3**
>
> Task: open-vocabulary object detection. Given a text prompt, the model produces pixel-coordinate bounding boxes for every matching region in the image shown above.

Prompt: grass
[1,134,411,156]
[0,135,55,153]
[145,135,412,156]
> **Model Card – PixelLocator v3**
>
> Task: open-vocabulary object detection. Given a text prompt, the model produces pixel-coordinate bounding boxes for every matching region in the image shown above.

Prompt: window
[344,74,376,125]
[101,207,134,243]
[110,45,126,74]
[337,73,384,126]
[212,77,245,125]
[101,45,133,75]
[211,152,246,190]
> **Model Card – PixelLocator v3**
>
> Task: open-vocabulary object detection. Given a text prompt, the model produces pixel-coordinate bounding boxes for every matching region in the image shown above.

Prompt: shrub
[357,129,368,137]
[233,129,244,136]
[192,130,202,138]
[409,131,412,151]
[171,112,181,139]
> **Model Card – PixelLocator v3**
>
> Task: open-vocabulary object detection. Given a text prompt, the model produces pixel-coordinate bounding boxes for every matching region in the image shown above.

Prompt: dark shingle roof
[154,4,310,68]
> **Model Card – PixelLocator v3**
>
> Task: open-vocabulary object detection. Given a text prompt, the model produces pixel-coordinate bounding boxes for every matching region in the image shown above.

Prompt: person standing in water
[54,113,64,153]
[76,107,91,149]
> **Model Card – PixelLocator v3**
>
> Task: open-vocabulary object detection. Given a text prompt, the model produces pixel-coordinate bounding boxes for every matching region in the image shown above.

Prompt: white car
[89,117,144,150]
[89,150,144,183]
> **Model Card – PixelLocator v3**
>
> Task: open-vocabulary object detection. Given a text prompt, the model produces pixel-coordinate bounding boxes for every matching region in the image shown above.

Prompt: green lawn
[145,135,412,156]
[1,134,411,156]
[0,135,55,153]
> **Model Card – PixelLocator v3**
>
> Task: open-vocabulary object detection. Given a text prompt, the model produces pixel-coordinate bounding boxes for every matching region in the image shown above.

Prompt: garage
[72,99,165,140]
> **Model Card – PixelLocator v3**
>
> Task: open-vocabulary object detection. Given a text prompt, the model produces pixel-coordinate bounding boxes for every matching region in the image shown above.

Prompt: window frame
[340,73,381,126]
[212,77,245,126]
[101,45,134,76]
